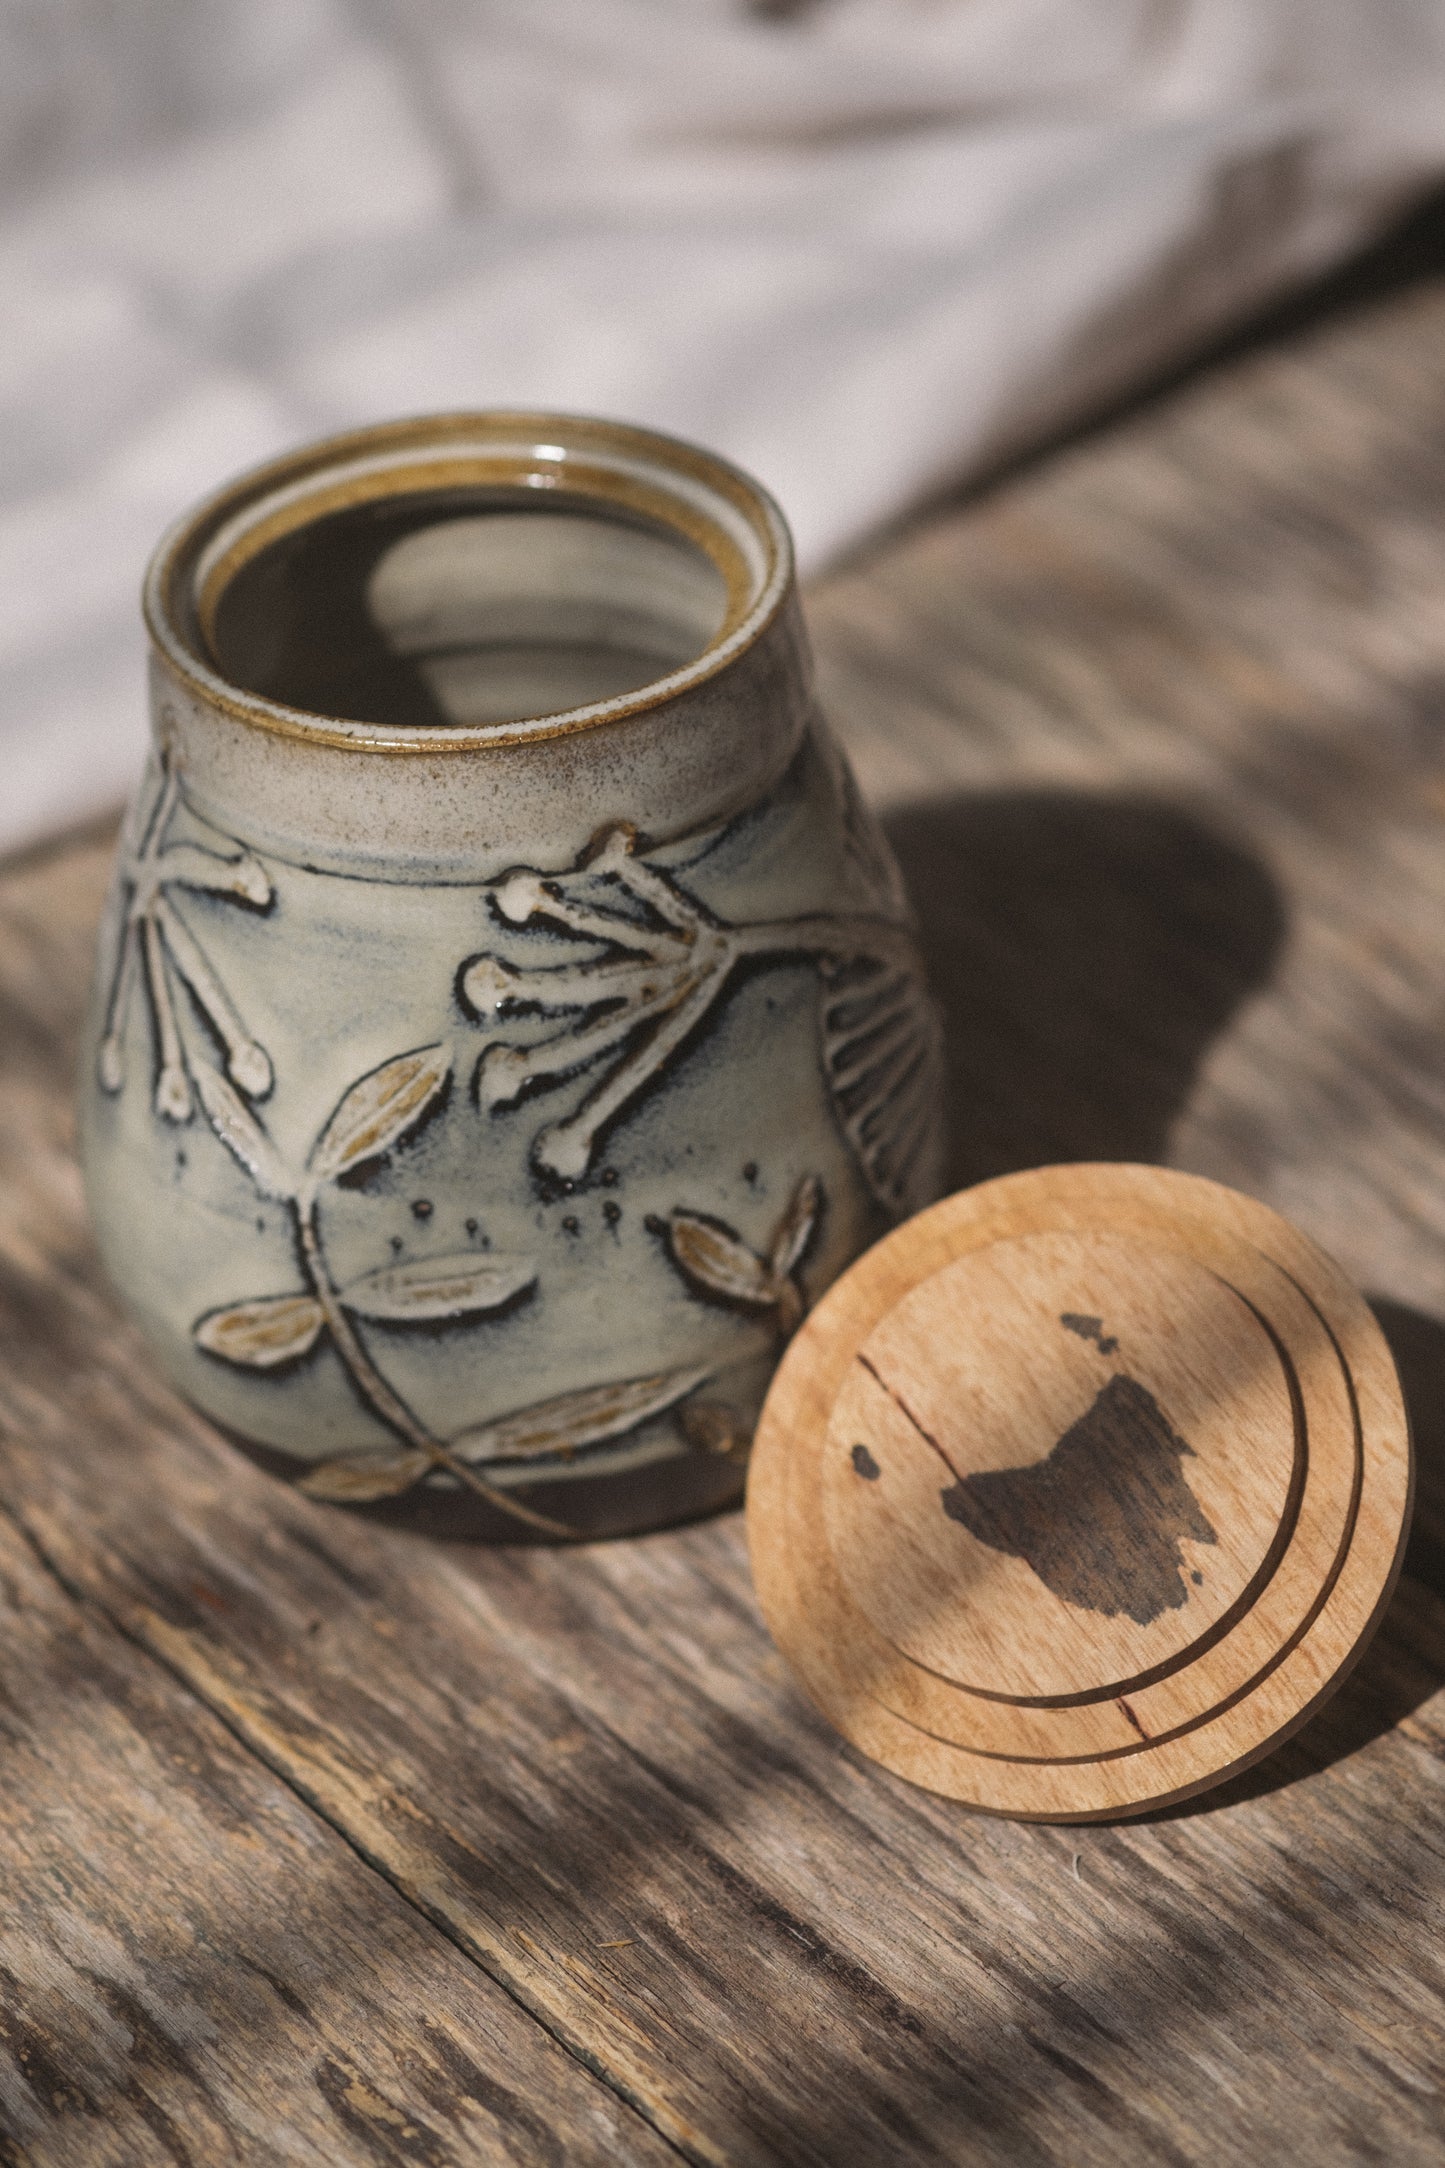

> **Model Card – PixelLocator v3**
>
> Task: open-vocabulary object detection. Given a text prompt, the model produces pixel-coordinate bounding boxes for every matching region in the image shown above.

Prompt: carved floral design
[103,764,936,1521]
[650,1173,823,1339]
[302,1363,711,1504]
[818,957,943,1211]
[460,823,940,1211]
[648,1173,825,1474]
[98,744,274,1120]
[188,1039,709,1524]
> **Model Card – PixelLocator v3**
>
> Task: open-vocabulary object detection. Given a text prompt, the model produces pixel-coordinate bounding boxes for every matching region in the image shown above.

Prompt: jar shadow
[879,788,1287,1187]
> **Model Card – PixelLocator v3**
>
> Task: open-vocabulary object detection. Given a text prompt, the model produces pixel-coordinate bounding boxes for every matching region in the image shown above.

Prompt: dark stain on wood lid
[940,1374,1219,1626]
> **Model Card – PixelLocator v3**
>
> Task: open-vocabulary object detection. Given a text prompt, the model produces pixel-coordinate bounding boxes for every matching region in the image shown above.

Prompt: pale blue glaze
[79,414,942,1538]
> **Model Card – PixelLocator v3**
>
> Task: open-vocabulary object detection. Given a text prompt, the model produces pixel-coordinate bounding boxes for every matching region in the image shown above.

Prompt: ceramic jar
[79,413,942,1539]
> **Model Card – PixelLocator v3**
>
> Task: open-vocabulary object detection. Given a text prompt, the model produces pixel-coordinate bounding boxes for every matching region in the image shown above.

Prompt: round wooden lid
[747,1164,1413,1821]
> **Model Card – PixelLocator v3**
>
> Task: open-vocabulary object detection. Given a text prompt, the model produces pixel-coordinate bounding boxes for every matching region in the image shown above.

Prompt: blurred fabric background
[5,0,1445,852]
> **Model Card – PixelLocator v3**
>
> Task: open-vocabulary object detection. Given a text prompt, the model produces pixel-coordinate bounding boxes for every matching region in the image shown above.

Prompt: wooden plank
[5,273,1445,2162]
[3,903,1445,2153]
[4,1197,1445,2165]
[0,1509,673,2167]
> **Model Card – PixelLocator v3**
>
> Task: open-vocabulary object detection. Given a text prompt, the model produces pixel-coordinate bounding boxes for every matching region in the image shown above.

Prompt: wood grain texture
[824,1231,1300,1681]
[749,1164,1411,1817]
[783,1234,1362,1769]
[7,268,1445,2159]
[0,1490,669,2167]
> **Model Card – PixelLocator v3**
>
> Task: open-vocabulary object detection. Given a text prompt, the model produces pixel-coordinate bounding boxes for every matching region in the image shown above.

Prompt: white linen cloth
[4,0,1445,852]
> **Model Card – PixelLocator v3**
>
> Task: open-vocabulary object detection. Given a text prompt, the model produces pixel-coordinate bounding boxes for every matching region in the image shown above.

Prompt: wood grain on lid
[747,1163,1412,1820]
[823,1231,1298,1702]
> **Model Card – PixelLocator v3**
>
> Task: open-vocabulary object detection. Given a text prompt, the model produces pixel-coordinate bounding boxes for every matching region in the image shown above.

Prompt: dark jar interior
[209,487,734,730]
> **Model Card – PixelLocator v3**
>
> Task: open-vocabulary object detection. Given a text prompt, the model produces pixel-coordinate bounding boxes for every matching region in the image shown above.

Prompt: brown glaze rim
[143,411,794,755]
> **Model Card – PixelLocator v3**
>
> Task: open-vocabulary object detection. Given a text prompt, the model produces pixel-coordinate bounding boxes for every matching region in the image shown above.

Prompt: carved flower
[186,1037,711,1525]
[98,744,274,1121]
[457,822,935,1210]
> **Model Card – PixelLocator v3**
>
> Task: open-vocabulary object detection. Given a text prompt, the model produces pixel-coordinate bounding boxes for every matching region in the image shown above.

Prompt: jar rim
[143,411,794,755]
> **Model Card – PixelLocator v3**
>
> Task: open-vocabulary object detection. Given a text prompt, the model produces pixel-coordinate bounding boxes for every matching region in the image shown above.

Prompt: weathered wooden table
[5,262,1445,2165]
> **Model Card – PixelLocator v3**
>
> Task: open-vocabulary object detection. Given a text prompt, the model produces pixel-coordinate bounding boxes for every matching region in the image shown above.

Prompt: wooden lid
[747,1164,1413,1821]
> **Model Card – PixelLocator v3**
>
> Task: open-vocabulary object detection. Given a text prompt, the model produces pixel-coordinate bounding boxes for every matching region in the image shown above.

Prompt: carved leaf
[309,1044,451,1182]
[194,1292,324,1368]
[665,1213,774,1307]
[452,1363,709,1466]
[676,1400,752,1462]
[769,1175,822,1281]
[298,1447,432,1502]
[341,1252,536,1323]
[774,1280,805,1339]
[819,960,944,1218]
[192,1063,293,1200]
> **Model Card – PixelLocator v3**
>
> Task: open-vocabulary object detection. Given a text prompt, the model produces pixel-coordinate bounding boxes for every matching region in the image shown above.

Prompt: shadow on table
[1373,1299,1445,1598]
[880,788,1286,1188]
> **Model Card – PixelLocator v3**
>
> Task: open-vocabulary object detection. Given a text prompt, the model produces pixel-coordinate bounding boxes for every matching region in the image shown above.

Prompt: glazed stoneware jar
[79,414,942,1539]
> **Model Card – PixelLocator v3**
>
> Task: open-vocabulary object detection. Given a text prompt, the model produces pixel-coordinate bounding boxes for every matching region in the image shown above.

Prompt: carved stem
[155,894,272,1094]
[532,963,727,1179]
[603,846,707,932]
[521,892,685,953]
[98,918,140,1089]
[520,959,711,1078]
[135,758,181,865]
[142,915,191,1120]
[296,1197,579,1541]
[732,914,919,970]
